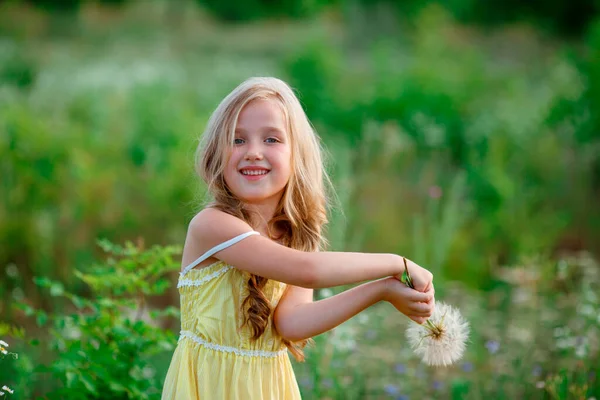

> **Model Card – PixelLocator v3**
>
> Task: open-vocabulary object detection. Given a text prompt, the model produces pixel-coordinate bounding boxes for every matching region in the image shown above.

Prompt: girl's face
[224,98,292,207]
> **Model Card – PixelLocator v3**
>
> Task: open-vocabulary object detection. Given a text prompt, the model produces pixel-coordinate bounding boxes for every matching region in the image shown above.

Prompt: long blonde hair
[195,77,330,361]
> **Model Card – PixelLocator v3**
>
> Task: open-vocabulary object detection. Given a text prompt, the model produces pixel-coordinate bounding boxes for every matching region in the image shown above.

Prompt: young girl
[161,77,435,399]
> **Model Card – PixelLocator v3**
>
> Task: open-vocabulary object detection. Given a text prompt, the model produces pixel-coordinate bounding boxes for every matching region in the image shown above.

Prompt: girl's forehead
[236,98,287,129]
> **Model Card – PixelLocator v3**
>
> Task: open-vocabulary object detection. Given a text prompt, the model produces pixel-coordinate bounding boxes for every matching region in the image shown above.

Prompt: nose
[244,142,263,161]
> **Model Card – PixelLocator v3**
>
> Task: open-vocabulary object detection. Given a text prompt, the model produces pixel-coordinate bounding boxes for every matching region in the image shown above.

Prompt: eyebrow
[234,126,285,134]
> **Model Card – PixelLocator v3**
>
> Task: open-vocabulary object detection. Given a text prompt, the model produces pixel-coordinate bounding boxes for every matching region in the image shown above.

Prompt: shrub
[15,240,181,399]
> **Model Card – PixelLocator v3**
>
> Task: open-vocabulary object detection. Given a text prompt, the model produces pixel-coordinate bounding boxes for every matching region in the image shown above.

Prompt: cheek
[226,150,241,170]
[223,152,239,183]
[276,151,292,179]
[283,149,292,173]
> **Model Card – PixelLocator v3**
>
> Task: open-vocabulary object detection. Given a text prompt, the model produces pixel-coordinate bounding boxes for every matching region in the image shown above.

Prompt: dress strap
[180,231,260,276]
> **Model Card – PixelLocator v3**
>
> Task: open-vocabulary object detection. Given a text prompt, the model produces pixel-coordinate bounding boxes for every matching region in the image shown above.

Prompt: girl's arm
[186,208,433,290]
[273,279,434,342]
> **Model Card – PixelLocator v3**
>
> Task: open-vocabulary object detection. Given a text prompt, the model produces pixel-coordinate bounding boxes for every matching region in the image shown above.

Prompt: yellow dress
[161,231,302,400]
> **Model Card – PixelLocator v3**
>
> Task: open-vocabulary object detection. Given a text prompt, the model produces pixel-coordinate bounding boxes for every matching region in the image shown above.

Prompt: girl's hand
[382,277,435,324]
[395,258,433,293]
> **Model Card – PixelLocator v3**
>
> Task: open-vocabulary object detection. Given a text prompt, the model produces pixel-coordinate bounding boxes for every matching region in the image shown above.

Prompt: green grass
[1,1,599,399]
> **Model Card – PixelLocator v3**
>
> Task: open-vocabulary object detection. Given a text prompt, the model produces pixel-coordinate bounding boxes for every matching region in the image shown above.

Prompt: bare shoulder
[181,208,254,271]
[182,207,314,286]
[188,208,252,238]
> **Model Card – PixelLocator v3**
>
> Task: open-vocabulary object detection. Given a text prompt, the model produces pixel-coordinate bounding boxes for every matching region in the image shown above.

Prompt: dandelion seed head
[406,302,470,366]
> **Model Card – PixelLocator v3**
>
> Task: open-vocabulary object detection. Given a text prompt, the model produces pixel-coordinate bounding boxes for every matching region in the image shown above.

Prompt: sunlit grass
[1,1,599,398]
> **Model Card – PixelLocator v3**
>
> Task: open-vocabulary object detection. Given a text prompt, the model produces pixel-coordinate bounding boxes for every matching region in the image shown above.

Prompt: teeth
[241,170,268,176]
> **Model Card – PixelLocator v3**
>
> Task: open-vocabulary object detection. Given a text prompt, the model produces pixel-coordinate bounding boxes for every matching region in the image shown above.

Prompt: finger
[427,284,435,296]
[423,280,432,293]
[426,287,436,305]
[427,294,436,306]
[411,316,427,324]
[409,302,434,317]
[407,288,435,303]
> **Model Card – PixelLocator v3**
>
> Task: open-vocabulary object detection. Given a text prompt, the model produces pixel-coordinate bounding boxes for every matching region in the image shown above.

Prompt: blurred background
[1,0,599,398]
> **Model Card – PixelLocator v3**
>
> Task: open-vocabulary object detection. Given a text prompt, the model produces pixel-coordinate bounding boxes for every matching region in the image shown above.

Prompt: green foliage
[97,0,128,5]
[294,253,600,399]
[282,7,600,283]
[11,0,600,38]
[0,3,599,399]
[357,0,600,36]
[0,51,36,90]
[14,241,181,399]
[194,0,334,21]
[26,0,83,13]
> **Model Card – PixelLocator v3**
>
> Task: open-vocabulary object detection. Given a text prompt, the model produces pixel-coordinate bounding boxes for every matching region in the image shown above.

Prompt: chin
[239,194,273,204]
[236,189,284,205]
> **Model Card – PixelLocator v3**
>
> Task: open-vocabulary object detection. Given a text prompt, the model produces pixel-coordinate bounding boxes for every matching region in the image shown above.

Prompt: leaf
[15,302,36,316]
[109,382,128,393]
[400,269,414,289]
[66,371,77,388]
[50,282,64,296]
[79,374,98,395]
[70,295,86,309]
[157,340,175,351]
[33,276,52,288]
[151,278,171,295]
[36,311,48,327]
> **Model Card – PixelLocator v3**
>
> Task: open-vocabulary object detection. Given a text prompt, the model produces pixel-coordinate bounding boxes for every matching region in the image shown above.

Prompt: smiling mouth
[240,170,269,176]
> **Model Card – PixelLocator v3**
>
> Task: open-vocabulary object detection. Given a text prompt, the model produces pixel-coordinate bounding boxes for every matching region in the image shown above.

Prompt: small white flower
[536,381,545,389]
[1,386,13,394]
[406,302,470,366]
[0,340,8,347]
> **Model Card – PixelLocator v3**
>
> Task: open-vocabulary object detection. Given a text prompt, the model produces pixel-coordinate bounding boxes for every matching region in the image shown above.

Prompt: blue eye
[265,137,279,143]
[234,138,244,145]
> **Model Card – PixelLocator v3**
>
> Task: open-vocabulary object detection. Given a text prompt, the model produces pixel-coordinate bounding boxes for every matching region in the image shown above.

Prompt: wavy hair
[195,77,330,361]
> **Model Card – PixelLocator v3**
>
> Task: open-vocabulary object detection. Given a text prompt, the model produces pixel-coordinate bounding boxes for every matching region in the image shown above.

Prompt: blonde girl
[161,77,435,399]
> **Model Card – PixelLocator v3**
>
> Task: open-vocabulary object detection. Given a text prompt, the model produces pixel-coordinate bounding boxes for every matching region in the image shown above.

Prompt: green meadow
[1,1,599,398]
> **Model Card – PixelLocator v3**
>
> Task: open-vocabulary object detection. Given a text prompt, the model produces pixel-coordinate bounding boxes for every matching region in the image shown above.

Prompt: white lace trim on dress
[177,265,233,289]
[178,330,287,358]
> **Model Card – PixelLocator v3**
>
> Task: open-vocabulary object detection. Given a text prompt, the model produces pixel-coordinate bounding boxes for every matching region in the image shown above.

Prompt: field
[1,1,599,399]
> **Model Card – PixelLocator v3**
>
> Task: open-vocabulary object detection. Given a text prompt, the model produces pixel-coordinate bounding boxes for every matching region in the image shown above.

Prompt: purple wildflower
[428,186,442,199]
[462,362,473,372]
[394,364,406,374]
[321,378,333,389]
[299,377,313,389]
[384,384,399,395]
[365,329,377,340]
[485,340,500,354]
